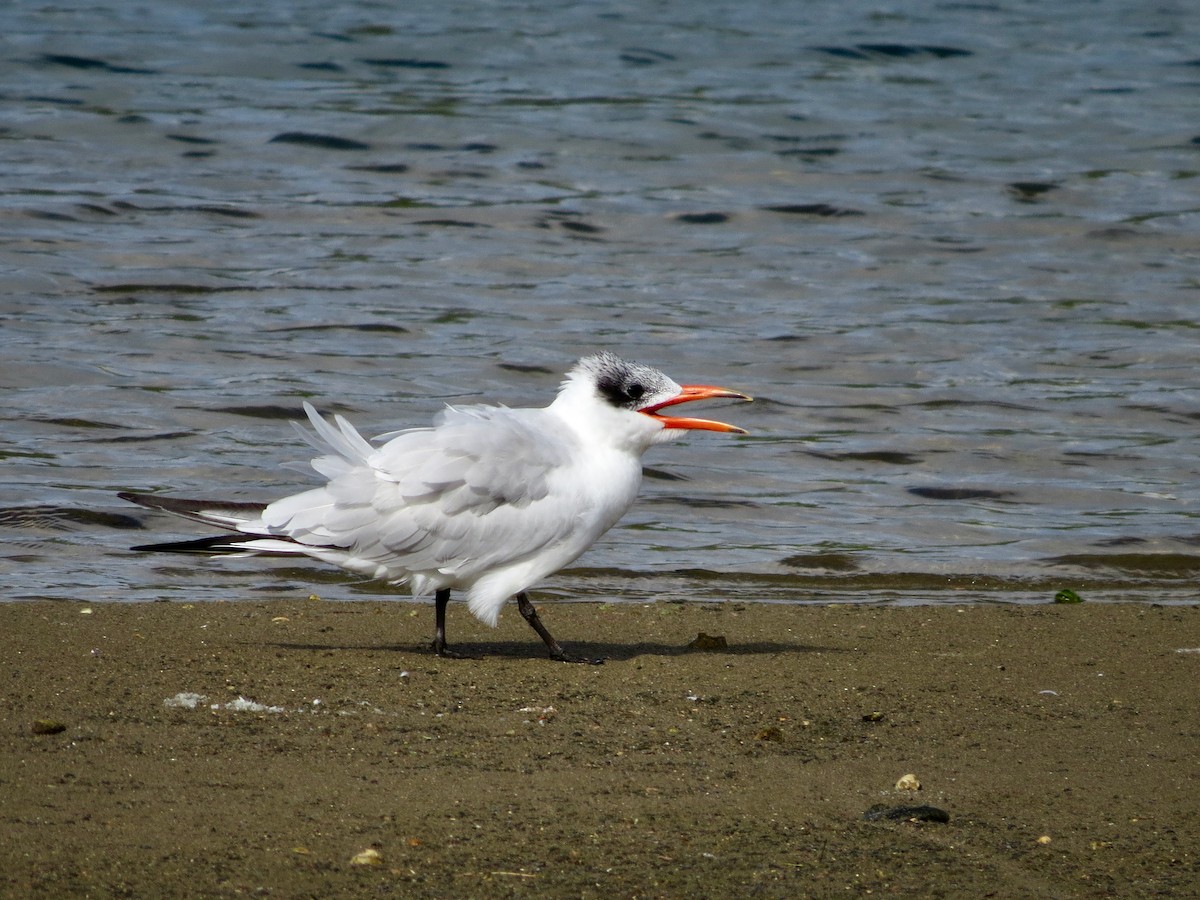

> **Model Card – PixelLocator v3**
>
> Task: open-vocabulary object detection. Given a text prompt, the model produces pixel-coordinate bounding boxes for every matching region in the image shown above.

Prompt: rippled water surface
[3,1,1198,607]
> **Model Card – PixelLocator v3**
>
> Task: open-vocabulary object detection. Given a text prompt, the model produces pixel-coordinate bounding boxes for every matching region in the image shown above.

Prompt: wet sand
[2,599,1196,898]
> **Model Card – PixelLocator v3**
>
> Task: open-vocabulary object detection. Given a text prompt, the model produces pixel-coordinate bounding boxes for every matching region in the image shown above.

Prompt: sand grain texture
[2,600,1196,897]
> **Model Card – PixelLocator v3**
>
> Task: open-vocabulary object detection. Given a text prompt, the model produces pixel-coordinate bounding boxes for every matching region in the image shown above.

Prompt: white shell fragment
[350,848,384,866]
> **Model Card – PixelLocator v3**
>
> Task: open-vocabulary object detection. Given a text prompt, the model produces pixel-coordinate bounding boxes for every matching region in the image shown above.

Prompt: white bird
[120,352,751,662]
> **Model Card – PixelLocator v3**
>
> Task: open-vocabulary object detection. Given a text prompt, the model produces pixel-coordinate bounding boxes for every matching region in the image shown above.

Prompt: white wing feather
[247,403,594,622]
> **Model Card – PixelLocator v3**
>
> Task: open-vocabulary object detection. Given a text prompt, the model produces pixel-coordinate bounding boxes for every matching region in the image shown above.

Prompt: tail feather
[118,491,267,529]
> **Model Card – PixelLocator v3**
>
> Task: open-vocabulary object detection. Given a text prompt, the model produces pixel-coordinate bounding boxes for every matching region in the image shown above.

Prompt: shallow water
[2,1,1198,606]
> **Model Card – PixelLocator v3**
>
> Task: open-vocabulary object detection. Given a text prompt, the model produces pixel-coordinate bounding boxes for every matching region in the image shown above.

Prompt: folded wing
[255,403,584,588]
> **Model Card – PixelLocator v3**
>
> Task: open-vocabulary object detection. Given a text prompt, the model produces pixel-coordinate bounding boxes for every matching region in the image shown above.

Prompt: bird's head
[561,352,751,442]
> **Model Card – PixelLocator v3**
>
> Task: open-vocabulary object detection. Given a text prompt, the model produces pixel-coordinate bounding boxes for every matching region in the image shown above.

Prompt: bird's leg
[516,592,603,664]
[431,589,476,659]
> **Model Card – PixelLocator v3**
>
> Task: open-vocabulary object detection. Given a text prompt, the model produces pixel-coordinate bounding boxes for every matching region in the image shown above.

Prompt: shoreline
[3,599,1196,897]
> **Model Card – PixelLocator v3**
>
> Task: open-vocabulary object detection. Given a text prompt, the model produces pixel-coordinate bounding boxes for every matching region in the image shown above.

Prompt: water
[2,1,1198,607]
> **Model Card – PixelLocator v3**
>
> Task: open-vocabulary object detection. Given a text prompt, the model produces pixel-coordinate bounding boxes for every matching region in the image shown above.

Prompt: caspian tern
[119,352,751,662]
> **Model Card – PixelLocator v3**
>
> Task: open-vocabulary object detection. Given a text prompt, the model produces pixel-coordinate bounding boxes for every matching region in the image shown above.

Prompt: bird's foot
[550,650,606,665]
[515,593,602,664]
[431,640,480,660]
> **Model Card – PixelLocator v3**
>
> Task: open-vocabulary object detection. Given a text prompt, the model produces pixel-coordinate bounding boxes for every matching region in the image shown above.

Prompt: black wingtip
[128,534,257,554]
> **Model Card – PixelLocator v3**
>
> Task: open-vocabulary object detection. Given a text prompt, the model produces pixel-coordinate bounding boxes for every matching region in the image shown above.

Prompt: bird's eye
[626,383,645,401]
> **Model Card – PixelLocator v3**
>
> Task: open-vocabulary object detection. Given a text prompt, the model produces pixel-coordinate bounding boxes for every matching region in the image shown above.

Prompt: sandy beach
[2,599,1196,897]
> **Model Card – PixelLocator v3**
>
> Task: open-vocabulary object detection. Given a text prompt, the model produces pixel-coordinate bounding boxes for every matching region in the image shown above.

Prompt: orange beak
[640,385,752,433]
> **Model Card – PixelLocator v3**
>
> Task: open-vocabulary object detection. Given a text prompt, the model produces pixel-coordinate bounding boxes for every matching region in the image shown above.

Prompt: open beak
[641,385,753,433]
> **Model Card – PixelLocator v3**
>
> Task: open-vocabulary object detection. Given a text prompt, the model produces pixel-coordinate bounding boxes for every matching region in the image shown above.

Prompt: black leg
[430,589,476,659]
[516,592,603,664]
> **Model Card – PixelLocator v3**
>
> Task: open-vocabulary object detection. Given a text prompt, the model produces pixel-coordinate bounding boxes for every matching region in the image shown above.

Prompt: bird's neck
[548,381,666,457]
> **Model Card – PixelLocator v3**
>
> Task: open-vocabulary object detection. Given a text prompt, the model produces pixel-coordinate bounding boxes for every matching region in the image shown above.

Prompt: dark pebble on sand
[863,804,950,824]
[687,633,728,650]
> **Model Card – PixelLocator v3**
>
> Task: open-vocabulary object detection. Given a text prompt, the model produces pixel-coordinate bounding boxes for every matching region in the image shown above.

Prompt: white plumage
[121,352,750,661]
